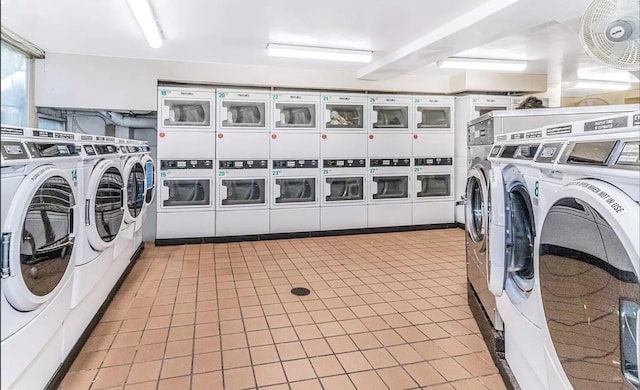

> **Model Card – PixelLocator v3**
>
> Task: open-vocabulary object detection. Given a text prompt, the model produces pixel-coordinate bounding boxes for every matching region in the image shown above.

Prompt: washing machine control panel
[272,160,318,169]
[161,160,213,169]
[218,160,268,169]
[615,141,640,168]
[535,142,564,164]
[370,159,410,167]
[323,159,366,168]
[25,142,80,158]
[1,141,29,160]
[414,157,452,166]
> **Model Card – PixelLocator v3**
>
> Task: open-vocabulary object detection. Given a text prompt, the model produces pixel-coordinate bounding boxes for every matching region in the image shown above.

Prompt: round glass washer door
[465,168,488,251]
[86,160,124,251]
[123,158,145,223]
[2,165,77,311]
[504,183,535,303]
[141,154,155,206]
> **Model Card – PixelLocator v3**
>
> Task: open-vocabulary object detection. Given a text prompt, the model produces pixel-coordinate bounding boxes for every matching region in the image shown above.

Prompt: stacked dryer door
[368,158,412,227]
[216,89,270,236]
[216,159,269,236]
[368,95,412,159]
[320,159,368,230]
[156,86,215,240]
[270,92,321,233]
[412,157,454,225]
[320,93,368,229]
[465,116,501,329]
[1,132,81,390]
[270,159,320,233]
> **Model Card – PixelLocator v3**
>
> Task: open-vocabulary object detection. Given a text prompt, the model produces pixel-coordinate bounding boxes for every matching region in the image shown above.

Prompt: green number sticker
[414,98,419,103]
[370,168,376,174]
[370,97,375,103]
[218,171,226,177]
[272,170,279,176]
[272,94,279,100]
[534,181,539,197]
[322,96,329,101]
[161,171,167,178]
[160,90,167,96]
[414,168,419,173]
[322,169,329,174]
[218,92,226,98]
[71,169,78,182]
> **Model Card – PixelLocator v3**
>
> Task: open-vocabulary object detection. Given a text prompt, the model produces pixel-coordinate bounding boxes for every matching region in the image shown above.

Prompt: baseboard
[45,242,144,390]
[154,223,459,246]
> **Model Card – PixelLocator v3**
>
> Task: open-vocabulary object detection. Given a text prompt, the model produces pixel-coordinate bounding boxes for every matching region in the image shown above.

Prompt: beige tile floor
[60,229,506,390]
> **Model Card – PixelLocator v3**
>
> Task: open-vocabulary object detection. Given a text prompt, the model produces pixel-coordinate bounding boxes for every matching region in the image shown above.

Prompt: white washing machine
[412,157,454,225]
[412,95,455,159]
[487,129,547,390]
[531,114,639,390]
[65,138,125,357]
[454,95,513,223]
[113,140,145,264]
[156,158,215,240]
[367,158,412,227]
[367,95,412,158]
[157,86,216,161]
[271,91,320,160]
[320,93,367,160]
[217,88,270,160]
[1,127,80,390]
[270,159,320,233]
[216,159,269,236]
[320,158,368,231]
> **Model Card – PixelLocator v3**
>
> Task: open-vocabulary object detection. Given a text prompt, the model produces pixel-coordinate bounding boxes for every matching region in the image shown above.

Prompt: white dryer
[65,138,125,356]
[412,96,455,159]
[216,88,270,160]
[367,158,412,227]
[412,157,454,225]
[368,95,412,158]
[271,91,320,160]
[216,159,269,236]
[156,158,215,240]
[320,159,368,231]
[320,93,367,160]
[1,127,80,390]
[532,113,640,390]
[270,159,320,233]
[487,129,548,390]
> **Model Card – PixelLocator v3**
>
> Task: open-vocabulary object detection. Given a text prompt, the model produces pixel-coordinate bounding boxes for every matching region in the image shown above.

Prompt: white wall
[35,53,453,111]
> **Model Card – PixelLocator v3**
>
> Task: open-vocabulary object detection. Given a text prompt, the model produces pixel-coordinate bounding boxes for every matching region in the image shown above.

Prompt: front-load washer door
[324,176,365,204]
[273,177,317,206]
[1,165,78,311]
[539,179,640,389]
[159,178,212,210]
[370,175,409,201]
[123,158,145,224]
[465,167,489,252]
[86,160,124,251]
[415,173,452,200]
[141,154,156,206]
[219,178,266,208]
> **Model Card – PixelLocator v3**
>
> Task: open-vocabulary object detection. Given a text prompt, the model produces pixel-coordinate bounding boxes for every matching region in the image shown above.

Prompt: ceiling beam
[357,0,592,80]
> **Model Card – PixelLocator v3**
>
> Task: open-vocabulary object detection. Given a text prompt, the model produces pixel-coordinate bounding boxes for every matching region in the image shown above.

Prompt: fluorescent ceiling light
[436,57,527,72]
[127,0,162,48]
[267,44,372,63]
[567,79,631,91]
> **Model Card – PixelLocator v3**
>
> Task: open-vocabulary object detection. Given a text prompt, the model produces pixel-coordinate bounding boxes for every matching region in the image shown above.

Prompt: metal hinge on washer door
[1,232,11,278]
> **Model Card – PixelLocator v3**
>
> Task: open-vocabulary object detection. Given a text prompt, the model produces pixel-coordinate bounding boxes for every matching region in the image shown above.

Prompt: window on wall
[1,43,29,126]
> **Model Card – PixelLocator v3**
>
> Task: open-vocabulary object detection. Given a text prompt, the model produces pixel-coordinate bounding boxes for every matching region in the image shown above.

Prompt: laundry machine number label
[218,92,226,98]
[534,181,539,197]
[322,169,329,174]
[272,95,279,100]
[72,169,77,182]
[160,172,167,178]
[370,168,377,174]
[218,171,226,177]
[272,170,280,176]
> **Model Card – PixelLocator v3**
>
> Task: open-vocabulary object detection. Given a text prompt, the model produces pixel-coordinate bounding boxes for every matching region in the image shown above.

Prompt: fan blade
[616,0,640,19]
[609,42,627,62]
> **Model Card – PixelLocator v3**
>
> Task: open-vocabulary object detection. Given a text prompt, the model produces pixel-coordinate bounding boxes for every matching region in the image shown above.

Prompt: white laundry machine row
[320,158,368,230]
[156,158,216,241]
[1,127,80,390]
[270,159,320,233]
[367,95,412,158]
[216,159,270,237]
[271,91,320,160]
[412,157,454,225]
[367,158,412,228]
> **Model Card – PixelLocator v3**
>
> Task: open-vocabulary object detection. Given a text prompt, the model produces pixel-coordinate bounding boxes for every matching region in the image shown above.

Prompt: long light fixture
[567,79,631,91]
[266,44,372,63]
[127,0,162,48]
[436,57,527,72]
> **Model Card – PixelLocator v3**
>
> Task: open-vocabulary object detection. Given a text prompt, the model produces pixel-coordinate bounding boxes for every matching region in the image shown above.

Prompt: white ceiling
[1,0,638,96]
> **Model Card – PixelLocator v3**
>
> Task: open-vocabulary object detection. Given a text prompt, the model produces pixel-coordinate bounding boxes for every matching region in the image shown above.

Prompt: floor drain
[291,287,311,296]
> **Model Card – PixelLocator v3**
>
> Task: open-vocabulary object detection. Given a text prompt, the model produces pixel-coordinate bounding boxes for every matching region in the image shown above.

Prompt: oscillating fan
[579,0,640,79]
